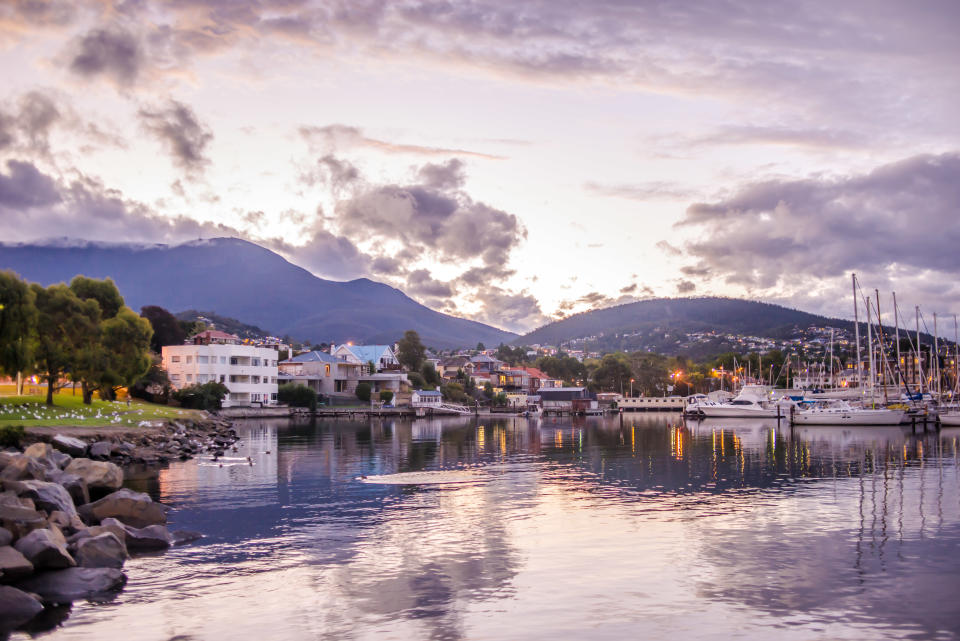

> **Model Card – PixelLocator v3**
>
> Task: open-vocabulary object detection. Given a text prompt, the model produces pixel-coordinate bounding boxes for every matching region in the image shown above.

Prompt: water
[14,414,960,640]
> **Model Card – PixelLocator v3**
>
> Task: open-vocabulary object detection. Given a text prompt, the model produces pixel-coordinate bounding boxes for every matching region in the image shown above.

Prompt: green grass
[0,394,203,428]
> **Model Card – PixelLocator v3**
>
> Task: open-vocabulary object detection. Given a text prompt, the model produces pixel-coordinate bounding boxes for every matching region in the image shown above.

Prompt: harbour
[12,413,960,640]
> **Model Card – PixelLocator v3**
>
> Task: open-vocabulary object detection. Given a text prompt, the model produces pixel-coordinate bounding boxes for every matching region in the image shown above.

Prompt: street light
[630,378,634,397]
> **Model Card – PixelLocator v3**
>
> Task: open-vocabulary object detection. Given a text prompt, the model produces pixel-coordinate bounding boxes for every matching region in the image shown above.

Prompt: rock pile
[0,437,202,632]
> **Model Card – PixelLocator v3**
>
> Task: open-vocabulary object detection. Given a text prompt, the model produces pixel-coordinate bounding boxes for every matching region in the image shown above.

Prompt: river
[14,414,960,640]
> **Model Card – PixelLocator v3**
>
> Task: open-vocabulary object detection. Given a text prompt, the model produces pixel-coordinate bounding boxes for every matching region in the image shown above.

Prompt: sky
[1,0,959,335]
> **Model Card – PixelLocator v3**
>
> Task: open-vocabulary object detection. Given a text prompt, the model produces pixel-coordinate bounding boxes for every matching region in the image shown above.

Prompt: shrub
[379,390,394,404]
[441,382,470,404]
[406,371,425,388]
[172,381,229,410]
[355,382,372,402]
[278,383,317,410]
[0,425,24,448]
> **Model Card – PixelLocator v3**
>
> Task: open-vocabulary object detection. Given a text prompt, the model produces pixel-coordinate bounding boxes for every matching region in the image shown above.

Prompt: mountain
[0,238,516,349]
[519,297,850,351]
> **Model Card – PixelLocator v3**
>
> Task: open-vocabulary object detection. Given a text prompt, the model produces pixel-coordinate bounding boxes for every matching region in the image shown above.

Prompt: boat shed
[539,387,596,412]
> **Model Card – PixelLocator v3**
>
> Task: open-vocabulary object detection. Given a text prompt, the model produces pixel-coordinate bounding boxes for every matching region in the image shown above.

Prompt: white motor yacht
[790,399,905,426]
[939,409,960,426]
[698,385,794,419]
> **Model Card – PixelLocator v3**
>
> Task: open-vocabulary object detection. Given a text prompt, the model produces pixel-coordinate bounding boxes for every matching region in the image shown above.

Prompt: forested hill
[519,297,848,350]
[0,237,516,349]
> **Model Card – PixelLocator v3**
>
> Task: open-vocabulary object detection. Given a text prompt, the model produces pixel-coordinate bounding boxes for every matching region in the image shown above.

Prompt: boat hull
[939,412,960,426]
[699,406,785,419]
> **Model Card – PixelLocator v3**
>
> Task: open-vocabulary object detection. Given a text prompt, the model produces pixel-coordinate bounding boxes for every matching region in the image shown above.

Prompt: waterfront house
[162,332,279,407]
[411,389,442,407]
[332,344,401,371]
[539,387,596,412]
[279,347,407,401]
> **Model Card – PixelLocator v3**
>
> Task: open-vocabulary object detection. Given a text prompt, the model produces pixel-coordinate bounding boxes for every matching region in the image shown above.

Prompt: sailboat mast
[867,296,876,407]
[934,313,940,399]
[917,306,923,395]
[829,328,835,389]
[875,289,888,403]
[853,274,862,397]
[893,292,901,392]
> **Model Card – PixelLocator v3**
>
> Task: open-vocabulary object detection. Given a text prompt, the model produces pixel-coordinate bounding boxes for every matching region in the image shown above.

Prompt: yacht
[790,399,905,426]
[698,385,795,419]
[939,409,960,426]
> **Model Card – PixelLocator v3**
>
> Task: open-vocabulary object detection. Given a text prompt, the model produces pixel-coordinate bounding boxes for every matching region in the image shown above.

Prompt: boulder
[78,489,167,529]
[0,455,47,482]
[0,527,12,546]
[63,459,122,493]
[13,528,75,570]
[47,510,86,535]
[4,480,78,519]
[0,585,44,630]
[89,441,113,460]
[74,532,126,569]
[14,567,125,604]
[51,435,88,458]
[22,443,59,473]
[102,519,172,551]
[0,545,34,583]
[0,504,46,539]
[46,471,89,507]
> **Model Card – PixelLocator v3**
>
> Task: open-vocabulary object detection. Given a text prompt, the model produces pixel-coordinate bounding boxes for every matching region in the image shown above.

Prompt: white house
[280,347,407,400]
[411,389,442,407]
[332,344,400,371]
[161,330,279,407]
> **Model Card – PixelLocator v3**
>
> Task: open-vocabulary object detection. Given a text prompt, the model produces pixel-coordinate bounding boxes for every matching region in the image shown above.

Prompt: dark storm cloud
[678,152,960,289]
[0,160,62,208]
[138,100,213,176]
[0,159,241,243]
[68,26,144,87]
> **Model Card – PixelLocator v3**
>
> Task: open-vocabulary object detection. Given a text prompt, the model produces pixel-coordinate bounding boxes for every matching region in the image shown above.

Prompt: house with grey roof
[279,347,407,400]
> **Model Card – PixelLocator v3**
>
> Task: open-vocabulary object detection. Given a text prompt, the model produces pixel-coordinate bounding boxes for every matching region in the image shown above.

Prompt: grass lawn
[0,393,203,428]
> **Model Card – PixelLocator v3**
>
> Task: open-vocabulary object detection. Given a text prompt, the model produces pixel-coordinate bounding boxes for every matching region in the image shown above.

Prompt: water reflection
[18,414,960,640]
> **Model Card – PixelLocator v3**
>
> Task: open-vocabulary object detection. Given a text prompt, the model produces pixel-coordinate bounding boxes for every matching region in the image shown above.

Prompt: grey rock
[45,471,89,507]
[102,519,172,551]
[47,511,86,536]
[13,528,75,570]
[0,585,44,630]
[0,455,47,482]
[75,533,126,569]
[4,480,78,519]
[78,489,167,528]
[0,504,46,539]
[52,450,72,470]
[51,435,88,458]
[22,443,59,473]
[14,567,125,604]
[0,545,34,583]
[63,459,122,493]
[0,527,12,547]
[89,441,113,460]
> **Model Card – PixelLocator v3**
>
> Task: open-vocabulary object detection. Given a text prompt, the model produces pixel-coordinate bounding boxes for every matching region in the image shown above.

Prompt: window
[271,393,278,400]
[219,375,225,383]
[197,355,209,364]
[198,374,208,383]
[186,374,192,382]
[252,376,260,384]
[186,356,192,364]
[171,374,181,382]
[220,356,227,364]
[325,364,330,376]
[171,355,180,363]
[271,360,277,367]
[252,358,261,367]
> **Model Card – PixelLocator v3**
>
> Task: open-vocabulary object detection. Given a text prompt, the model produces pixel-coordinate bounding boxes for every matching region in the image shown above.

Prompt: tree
[69,276,124,319]
[97,308,153,400]
[0,271,36,395]
[355,382,372,402]
[379,390,394,404]
[536,354,586,385]
[32,283,100,405]
[407,371,426,388]
[173,381,229,410]
[591,353,633,393]
[129,354,172,403]
[627,352,670,396]
[421,362,440,386]
[141,305,187,352]
[396,330,426,371]
[278,383,318,409]
[441,382,470,404]
[476,342,485,351]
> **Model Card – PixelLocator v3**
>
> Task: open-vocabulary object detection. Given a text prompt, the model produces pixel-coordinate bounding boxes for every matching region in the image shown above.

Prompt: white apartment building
[161,331,279,407]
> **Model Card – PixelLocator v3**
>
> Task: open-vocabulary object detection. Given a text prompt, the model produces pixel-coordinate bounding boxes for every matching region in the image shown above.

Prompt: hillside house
[279,347,407,400]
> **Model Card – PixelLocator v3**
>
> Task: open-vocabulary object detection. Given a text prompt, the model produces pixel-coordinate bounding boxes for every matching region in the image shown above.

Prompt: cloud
[299,124,504,160]
[138,100,213,176]
[0,158,241,244]
[585,181,698,201]
[406,268,454,298]
[676,151,960,314]
[656,240,683,257]
[417,159,466,190]
[67,26,144,87]
[676,279,696,294]
[263,229,371,281]
[0,159,62,208]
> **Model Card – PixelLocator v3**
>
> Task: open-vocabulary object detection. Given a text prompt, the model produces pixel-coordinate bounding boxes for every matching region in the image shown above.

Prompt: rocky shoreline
[0,416,240,633]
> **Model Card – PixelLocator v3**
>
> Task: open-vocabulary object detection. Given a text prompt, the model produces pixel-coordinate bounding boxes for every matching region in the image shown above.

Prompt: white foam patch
[358,470,487,485]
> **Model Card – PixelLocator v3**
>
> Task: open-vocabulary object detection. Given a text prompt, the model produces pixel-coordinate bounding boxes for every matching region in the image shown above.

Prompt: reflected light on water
[18,414,960,641]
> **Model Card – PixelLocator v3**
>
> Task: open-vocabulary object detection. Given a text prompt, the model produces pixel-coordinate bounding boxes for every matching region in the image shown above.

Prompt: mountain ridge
[0,237,517,349]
